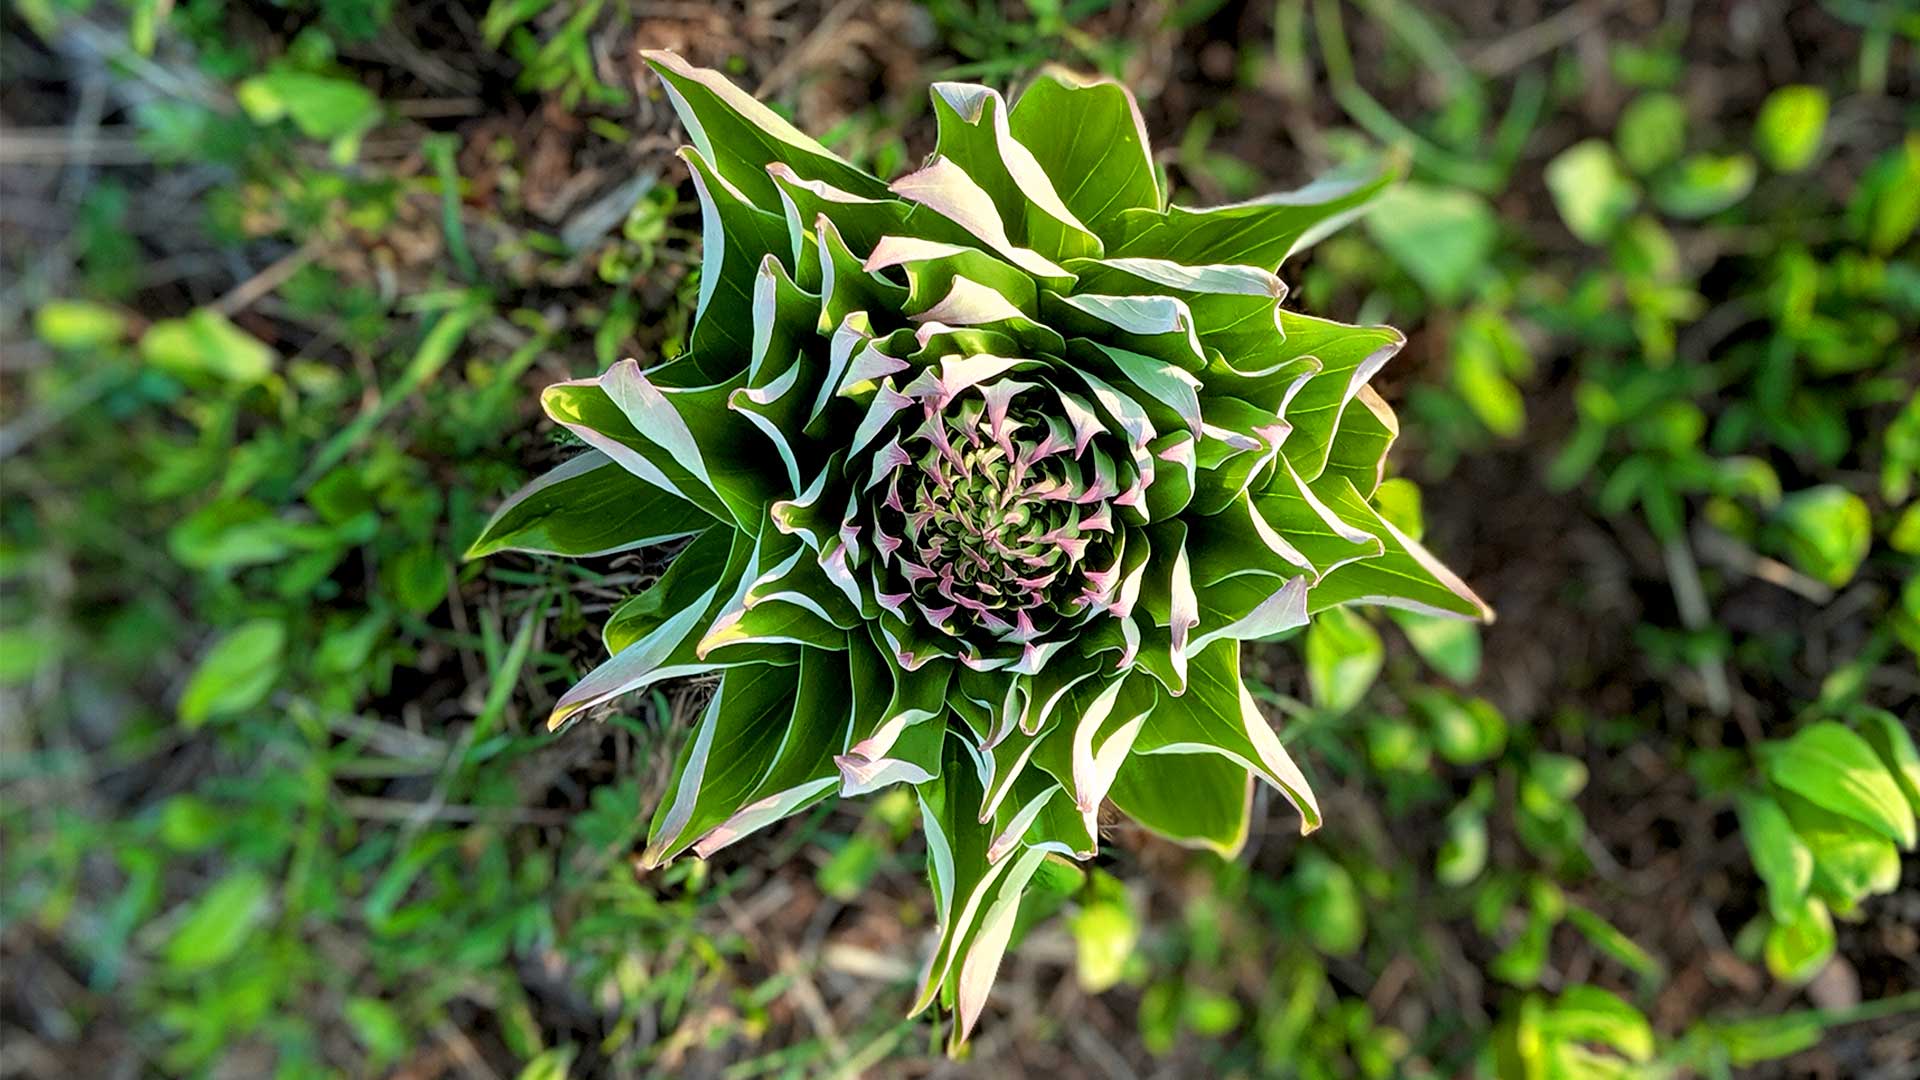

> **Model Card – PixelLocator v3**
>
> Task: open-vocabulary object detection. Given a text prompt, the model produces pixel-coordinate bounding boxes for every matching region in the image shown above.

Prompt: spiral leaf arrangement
[470,51,1492,1048]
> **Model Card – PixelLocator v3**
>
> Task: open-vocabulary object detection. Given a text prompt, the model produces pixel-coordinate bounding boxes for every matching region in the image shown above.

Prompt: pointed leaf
[643,50,888,208]
[1108,159,1396,270]
[1009,70,1160,237]
[1132,639,1320,832]
[1108,752,1252,856]
[466,451,715,559]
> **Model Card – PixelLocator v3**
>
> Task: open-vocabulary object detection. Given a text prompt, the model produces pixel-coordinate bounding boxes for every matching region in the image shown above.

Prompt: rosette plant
[470,52,1491,1047]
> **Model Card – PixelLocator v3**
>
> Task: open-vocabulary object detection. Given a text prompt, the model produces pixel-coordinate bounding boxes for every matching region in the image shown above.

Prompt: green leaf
[1069,870,1137,993]
[1412,690,1506,765]
[140,308,276,383]
[692,647,852,858]
[0,628,55,687]
[1009,70,1161,237]
[1697,1013,1825,1067]
[385,543,448,616]
[929,81,1102,261]
[1294,849,1364,957]
[1851,134,1920,256]
[1776,790,1903,906]
[1652,153,1757,219]
[1763,721,1916,848]
[641,50,888,209]
[1855,708,1920,817]
[1763,896,1834,983]
[34,299,128,349]
[1362,182,1497,303]
[466,451,714,559]
[1109,158,1395,270]
[1108,750,1250,856]
[1772,485,1872,589]
[1436,805,1488,886]
[178,619,285,728]
[641,661,803,868]
[1563,905,1664,984]
[1754,85,1828,173]
[1132,639,1320,831]
[515,1047,578,1080]
[1303,606,1381,714]
[682,146,793,369]
[1540,986,1654,1063]
[1545,140,1638,244]
[164,869,272,974]
[1734,792,1813,923]
[237,68,381,161]
[1308,476,1493,621]
[816,833,883,901]
[343,997,409,1068]
[1616,92,1687,175]
[1389,609,1481,683]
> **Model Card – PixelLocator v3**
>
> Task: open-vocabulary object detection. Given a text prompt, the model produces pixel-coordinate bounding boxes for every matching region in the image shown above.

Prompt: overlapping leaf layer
[471,51,1491,1047]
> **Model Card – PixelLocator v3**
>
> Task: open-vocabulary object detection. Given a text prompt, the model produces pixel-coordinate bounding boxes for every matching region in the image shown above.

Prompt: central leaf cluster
[863,362,1132,666]
[470,51,1493,1052]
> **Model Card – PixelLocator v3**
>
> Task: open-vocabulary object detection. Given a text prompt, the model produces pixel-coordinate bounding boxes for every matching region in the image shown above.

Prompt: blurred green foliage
[2,1,1915,1078]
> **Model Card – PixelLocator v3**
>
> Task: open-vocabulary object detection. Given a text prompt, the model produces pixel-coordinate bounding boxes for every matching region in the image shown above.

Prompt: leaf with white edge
[466,451,715,559]
[929,81,1102,261]
[603,529,735,654]
[1272,313,1404,481]
[890,157,1075,289]
[553,529,791,729]
[1065,257,1284,356]
[1309,476,1494,621]
[1009,69,1160,237]
[1108,750,1252,856]
[1046,293,1208,373]
[691,646,853,858]
[1029,673,1155,839]
[641,660,800,868]
[868,236,1039,318]
[1131,639,1320,832]
[1254,457,1383,577]
[1319,385,1399,498]
[1189,574,1311,656]
[542,363,730,524]
[816,214,910,332]
[682,146,794,372]
[914,735,1004,1013]
[765,164,970,285]
[699,536,863,658]
[1108,158,1397,270]
[837,634,952,795]
[643,50,888,208]
[945,844,1051,1052]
